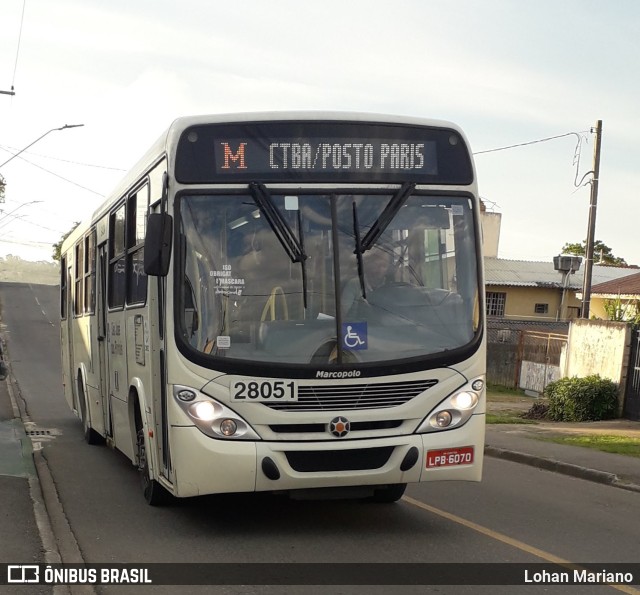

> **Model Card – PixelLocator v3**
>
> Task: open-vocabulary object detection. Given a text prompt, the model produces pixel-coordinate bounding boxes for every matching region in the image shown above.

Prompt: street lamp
[0,123,84,169]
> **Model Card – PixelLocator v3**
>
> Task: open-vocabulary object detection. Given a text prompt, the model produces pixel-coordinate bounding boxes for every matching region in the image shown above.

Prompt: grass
[486,383,528,401]
[486,384,640,458]
[486,383,537,424]
[539,435,640,458]
[486,412,535,425]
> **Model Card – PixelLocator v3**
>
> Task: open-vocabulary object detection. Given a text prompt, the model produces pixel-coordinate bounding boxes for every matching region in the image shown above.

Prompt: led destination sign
[175,121,473,184]
[217,139,434,174]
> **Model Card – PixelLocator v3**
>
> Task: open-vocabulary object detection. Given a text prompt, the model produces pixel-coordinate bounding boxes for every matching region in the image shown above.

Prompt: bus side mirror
[144,213,173,277]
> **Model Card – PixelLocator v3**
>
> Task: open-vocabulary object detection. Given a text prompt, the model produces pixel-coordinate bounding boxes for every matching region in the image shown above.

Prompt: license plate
[426,446,474,468]
[230,377,298,402]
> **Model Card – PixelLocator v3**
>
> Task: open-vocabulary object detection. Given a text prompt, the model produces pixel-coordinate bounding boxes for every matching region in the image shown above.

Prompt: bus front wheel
[136,426,171,506]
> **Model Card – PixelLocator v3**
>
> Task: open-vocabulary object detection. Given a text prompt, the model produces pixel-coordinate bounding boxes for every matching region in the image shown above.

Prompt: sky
[0,0,638,264]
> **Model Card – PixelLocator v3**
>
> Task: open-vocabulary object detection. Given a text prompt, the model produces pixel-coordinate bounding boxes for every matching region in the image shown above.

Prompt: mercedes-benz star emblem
[330,416,350,437]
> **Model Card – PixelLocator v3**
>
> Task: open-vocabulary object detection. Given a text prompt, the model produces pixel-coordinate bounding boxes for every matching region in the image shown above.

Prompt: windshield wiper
[352,202,367,300]
[297,208,308,310]
[249,182,308,308]
[360,182,416,251]
[249,183,306,263]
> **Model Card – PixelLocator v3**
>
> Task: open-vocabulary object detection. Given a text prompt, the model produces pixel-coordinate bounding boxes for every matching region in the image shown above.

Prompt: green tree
[561,240,628,267]
[52,222,80,262]
[603,295,640,324]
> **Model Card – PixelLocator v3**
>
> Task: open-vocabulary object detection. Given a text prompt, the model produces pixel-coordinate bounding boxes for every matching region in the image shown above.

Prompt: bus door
[96,243,112,437]
[61,260,75,412]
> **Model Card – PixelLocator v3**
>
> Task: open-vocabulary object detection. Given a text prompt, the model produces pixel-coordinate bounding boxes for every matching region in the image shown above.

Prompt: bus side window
[84,231,96,314]
[109,205,126,309]
[74,241,84,316]
[127,184,149,304]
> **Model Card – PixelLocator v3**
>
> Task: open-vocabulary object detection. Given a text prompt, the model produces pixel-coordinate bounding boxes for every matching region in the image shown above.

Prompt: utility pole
[581,119,603,319]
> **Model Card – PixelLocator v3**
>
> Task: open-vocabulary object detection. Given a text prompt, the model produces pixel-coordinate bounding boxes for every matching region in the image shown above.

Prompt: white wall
[481,211,501,258]
[565,319,631,414]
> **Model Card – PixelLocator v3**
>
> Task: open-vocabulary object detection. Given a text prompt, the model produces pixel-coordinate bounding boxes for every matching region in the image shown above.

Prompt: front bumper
[170,413,484,498]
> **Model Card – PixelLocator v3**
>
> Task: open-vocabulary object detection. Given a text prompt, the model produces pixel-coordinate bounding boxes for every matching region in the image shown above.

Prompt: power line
[0,200,42,230]
[0,236,53,248]
[0,150,105,196]
[474,129,595,196]
[0,144,126,171]
[0,210,63,234]
[473,131,590,155]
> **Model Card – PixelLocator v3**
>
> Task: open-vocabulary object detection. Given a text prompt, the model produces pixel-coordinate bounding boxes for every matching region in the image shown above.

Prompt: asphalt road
[1,281,639,595]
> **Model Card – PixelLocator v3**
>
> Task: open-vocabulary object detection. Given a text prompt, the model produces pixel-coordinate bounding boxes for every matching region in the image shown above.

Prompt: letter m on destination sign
[220,142,247,169]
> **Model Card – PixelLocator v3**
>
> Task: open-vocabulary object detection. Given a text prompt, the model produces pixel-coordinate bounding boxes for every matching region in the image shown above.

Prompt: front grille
[269,420,403,434]
[264,379,438,411]
[285,446,395,472]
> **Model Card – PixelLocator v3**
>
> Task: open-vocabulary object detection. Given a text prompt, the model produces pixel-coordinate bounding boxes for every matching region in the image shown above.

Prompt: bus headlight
[415,377,484,434]
[451,391,478,410]
[191,400,217,421]
[220,419,238,437]
[435,411,453,428]
[173,385,261,440]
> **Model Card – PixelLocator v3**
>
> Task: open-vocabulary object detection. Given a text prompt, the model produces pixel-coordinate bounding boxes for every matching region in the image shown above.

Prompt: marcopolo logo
[315,370,361,379]
[329,416,351,438]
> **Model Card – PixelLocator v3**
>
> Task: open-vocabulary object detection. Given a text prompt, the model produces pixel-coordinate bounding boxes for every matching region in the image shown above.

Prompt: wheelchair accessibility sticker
[342,322,368,350]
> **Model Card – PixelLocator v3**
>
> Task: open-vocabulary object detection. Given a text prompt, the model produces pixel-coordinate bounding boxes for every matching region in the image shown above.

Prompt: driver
[341,248,393,315]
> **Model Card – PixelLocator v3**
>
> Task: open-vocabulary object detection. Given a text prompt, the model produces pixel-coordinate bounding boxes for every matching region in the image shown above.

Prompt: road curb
[484,445,640,494]
[5,364,62,552]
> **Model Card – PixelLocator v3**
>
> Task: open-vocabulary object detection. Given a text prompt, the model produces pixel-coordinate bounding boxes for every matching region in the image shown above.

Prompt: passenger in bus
[341,248,393,316]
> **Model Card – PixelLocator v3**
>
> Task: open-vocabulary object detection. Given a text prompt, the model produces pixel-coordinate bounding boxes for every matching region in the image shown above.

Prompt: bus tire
[369,483,407,503]
[136,425,171,506]
[77,377,103,445]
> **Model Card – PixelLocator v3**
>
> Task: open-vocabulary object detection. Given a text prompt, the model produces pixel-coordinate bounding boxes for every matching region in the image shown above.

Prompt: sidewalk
[0,374,48,566]
[485,396,640,492]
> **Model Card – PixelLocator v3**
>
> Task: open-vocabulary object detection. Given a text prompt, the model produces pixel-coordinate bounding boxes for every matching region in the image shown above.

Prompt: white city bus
[60,112,486,505]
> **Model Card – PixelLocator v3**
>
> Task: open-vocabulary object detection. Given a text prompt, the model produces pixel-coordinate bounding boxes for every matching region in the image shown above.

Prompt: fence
[487,320,569,391]
[489,318,640,419]
[518,331,568,394]
[624,327,640,420]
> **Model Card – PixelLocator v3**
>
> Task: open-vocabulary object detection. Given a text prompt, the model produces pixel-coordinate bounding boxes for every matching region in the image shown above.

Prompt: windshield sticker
[342,322,368,350]
[216,336,231,349]
[285,196,299,210]
[211,264,245,295]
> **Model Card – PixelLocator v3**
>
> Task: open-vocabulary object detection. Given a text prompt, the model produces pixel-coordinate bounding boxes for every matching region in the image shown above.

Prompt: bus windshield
[177,190,479,368]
